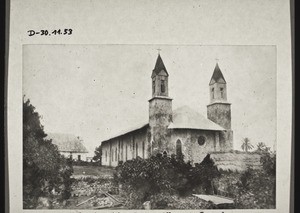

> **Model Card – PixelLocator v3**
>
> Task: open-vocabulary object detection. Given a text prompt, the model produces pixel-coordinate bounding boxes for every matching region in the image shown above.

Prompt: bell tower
[149,54,172,155]
[207,63,233,151]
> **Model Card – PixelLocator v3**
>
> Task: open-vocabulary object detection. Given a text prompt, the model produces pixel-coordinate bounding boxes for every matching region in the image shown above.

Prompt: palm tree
[241,137,254,153]
[256,142,266,152]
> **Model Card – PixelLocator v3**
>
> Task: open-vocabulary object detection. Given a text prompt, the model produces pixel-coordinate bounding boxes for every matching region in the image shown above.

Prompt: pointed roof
[209,63,226,85]
[46,133,89,153]
[152,54,168,76]
[168,106,225,131]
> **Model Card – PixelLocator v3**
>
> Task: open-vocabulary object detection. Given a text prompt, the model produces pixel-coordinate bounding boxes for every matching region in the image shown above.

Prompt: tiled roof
[168,106,224,131]
[46,133,89,153]
[152,54,168,76]
[209,63,226,85]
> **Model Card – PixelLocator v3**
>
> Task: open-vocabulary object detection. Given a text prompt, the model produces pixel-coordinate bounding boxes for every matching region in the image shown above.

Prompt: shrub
[114,153,220,209]
[93,144,102,164]
[234,168,276,209]
[221,151,276,209]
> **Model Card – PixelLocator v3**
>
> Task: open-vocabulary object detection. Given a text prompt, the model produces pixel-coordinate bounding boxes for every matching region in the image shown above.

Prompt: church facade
[101,55,233,167]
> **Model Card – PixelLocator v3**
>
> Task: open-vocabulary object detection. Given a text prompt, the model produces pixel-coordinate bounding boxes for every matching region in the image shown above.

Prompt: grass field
[72,165,115,179]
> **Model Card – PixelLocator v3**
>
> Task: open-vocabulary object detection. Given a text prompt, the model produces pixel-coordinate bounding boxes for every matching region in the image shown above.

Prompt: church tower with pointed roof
[149,54,173,155]
[207,63,233,151]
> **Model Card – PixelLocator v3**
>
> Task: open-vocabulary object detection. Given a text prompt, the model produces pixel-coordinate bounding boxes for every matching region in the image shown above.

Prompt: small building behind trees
[46,133,89,161]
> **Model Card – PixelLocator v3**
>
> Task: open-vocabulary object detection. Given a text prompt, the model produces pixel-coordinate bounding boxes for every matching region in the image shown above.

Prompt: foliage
[23,98,74,208]
[217,149,276,209]
[234,167,276,209]
[260,151,276,176]
[92,144,102,164]
[114,153,220,209]
[241,137,254,152]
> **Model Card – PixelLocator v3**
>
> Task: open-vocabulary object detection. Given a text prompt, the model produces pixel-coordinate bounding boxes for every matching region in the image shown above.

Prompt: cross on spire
[157,48,162,55]
[215,58,219,63]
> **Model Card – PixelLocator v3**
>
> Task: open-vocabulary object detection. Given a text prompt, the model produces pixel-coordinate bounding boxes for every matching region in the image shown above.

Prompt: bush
[234,167,276,209]
[114,153,220,209]
[23,98,74,208]
[219,151,276,209]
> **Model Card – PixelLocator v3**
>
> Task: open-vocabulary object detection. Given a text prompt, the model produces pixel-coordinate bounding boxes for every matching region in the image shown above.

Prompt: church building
[101,54,233,167]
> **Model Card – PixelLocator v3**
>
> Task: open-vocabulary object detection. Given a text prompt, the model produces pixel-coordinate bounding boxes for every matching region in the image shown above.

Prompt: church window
[161,80,165,93]
[212,88,214,99]
[176,139,182,156]
[142,141,145,158]
[198,136,206,146]
[105,151,107,162]
[136,143,138,157]
[115,147,117,161]
[125,145,128,160]
[152,80,155,94]
[220,88,224,98]
[132,136,135,157]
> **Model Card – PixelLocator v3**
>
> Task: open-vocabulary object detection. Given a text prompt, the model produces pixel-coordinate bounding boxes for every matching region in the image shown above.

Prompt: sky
[23,45,276,154]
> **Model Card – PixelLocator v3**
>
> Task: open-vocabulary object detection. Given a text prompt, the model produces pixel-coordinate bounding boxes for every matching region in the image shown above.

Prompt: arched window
[220,88,224,98]
[136,143,138,157]
[142,141,145,158]
[152,79,155,94]
[212,88,214,99]
[176,139,182,156]
[115,148,117,161]
[161,80,165,93]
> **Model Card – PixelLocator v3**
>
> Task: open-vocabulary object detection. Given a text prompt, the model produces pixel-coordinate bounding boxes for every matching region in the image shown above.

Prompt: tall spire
[152,54,168,76]
[209,63,226,85]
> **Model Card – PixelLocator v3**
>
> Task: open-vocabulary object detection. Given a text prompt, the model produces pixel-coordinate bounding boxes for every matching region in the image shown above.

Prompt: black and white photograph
[6,0,292,212]
[22,45,277,209]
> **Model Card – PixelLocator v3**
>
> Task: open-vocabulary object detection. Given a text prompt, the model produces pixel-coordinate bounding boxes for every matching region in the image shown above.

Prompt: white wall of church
[170,129,220,165]
[101,127,149,167]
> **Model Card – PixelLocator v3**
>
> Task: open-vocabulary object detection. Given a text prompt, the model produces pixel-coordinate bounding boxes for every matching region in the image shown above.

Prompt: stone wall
[207,103,231,130]
[219,130,233,152]
[169,129,220,165]
[149,97,172,156]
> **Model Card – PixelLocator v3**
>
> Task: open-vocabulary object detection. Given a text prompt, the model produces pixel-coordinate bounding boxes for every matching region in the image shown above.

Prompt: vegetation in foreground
[114,149,276,209]
[23,98,74,209]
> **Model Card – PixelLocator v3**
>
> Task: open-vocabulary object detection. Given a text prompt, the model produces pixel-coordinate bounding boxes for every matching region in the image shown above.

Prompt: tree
[23,98,73,208]
[93,144,102,164]
[256,142,266,152]
[241,137,254,152]
[256,142,271,153]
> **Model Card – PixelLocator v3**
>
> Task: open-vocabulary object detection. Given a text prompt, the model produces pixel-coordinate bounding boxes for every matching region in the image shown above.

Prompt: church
[101,54,233,167]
